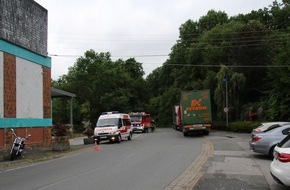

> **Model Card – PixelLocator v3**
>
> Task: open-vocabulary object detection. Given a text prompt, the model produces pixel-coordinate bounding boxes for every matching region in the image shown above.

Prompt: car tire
[128,132,132,141]
[116,134,121,143]
[269,145,276,159]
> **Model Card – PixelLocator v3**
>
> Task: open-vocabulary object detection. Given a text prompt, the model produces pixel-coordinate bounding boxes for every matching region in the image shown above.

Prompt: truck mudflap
[183,123,211,136]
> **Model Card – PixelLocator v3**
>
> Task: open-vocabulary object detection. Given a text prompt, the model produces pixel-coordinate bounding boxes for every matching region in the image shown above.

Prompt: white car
[270,134,290,186]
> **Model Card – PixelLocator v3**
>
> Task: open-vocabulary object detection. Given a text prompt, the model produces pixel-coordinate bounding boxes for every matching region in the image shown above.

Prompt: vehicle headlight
[112,131,118,135]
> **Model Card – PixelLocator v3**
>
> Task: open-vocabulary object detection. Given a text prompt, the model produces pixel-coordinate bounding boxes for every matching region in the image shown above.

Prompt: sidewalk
[0,136,88,171]
[69,137,86,146]
[194,130,270,190]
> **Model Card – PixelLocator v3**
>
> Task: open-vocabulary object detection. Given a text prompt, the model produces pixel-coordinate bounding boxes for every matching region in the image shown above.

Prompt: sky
[34,0,280,80]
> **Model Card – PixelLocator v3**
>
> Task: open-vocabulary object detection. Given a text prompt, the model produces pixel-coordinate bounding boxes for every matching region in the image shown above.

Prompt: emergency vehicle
[94,111,133,144]
[129,112,152,133]
[173,105,182,131]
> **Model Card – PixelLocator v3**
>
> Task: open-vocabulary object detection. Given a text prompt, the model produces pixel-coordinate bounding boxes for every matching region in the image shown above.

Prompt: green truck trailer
[180,89,212,136]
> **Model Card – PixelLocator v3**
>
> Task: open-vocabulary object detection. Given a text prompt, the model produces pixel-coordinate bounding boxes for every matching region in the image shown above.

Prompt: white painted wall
[16,57,43,118]
[0,52,3,117]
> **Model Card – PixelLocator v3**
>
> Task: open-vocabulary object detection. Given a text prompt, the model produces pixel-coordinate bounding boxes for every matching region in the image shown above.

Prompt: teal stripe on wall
[0,118,52,128]
[0,39,51,68]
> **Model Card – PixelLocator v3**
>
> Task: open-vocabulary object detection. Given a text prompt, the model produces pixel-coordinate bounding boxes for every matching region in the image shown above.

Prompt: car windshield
[96,118,119,127]
[131,116,142,122]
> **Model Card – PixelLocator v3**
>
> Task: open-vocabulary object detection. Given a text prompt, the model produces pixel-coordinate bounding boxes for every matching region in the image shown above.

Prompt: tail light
[277,153,290,163]
[252,136,262,142]
[254,128,262,133]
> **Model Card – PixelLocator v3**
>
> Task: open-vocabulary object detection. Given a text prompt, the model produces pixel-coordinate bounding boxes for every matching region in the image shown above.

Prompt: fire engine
[173,105,182,131]
[94,111,133,144]
[129,112,152,133]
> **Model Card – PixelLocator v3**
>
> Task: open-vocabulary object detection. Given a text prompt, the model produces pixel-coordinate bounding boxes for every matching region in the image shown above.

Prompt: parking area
[194,130,289,190]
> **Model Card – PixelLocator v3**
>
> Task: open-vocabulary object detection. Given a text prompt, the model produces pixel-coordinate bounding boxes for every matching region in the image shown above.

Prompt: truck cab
[94,111,133,144]
[129,112,152,133]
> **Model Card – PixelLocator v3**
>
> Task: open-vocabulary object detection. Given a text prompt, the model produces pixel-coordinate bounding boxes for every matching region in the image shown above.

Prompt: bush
[212,120,260,133]
[52,123,70,137]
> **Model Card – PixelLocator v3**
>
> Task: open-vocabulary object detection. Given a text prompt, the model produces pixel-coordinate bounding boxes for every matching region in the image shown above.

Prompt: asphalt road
[1,129,288,190]
[0,128,205,190]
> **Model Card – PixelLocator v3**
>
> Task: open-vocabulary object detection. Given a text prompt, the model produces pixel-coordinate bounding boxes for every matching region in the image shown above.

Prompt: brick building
[0,0,52,149]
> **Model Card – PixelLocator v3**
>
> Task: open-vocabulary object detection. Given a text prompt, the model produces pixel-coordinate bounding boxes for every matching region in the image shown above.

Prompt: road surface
[0,128,205,190]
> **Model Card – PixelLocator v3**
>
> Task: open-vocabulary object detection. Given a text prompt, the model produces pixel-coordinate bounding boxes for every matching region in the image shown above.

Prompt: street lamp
[222,77,229,128]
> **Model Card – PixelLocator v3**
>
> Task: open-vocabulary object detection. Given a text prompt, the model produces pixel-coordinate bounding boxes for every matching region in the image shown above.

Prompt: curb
[163,137,214,190]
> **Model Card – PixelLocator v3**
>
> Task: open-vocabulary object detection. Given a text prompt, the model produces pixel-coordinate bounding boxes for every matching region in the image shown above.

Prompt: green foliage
[147,1,290,126]
[52,50,149,125]
[212,121,260,133]
[52,1,290,127]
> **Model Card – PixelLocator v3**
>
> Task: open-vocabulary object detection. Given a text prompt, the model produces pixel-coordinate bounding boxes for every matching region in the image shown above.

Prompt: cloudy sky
[34,0,279,80]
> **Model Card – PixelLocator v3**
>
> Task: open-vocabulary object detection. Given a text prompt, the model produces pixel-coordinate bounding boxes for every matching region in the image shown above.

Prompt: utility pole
[222,77,229,128]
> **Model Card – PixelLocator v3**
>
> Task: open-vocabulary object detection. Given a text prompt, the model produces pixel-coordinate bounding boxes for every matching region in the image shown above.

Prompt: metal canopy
[51,88,76,126]
[51,88,76,98]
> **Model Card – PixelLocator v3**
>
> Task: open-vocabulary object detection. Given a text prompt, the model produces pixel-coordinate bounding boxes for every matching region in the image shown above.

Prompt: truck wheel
[128,132,132,141]
[183,132,188,137]
[203,131,209,135]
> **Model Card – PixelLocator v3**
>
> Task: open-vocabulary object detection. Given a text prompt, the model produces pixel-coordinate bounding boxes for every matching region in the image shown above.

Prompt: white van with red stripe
[94,111,133,144]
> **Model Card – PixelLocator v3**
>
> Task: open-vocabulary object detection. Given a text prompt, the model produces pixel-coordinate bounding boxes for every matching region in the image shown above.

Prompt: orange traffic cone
[94,139,99,152]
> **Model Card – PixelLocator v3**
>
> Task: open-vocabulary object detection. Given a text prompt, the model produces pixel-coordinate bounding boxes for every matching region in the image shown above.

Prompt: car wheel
[269,145,276,159]
[116,134,121,143]
[128,132,132,141]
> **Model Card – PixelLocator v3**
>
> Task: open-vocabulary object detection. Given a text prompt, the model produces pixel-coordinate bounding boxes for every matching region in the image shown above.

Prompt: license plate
[99,136,107,139]
[190,126,202,130]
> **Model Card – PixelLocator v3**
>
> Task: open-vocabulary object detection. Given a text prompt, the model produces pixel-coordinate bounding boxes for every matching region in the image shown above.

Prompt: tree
[262,29,290,120]
[52,50,149,125]
[214,65,246,120]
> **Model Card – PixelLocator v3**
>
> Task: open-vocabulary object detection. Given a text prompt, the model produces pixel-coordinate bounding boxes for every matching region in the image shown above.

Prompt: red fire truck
[129,112,152,133]
[173,105,182,131]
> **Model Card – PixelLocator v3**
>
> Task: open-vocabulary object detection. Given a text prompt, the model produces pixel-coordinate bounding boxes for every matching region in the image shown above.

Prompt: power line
[165,64,290,68]
[48,54,169,58]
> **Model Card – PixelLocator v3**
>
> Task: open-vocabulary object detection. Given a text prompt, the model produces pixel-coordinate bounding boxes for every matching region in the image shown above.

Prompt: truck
[129,112,153,133]
[94,111,133,144]
[180,89,212,136]
[172,105,182,131]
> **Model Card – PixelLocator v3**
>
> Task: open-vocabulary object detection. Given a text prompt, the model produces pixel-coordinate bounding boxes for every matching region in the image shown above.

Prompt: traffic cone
[94,139,99,152]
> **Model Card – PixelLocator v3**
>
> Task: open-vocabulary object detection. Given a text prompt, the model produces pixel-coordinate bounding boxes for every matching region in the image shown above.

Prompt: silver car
[249,124,290,158]
[251,122,290,134]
